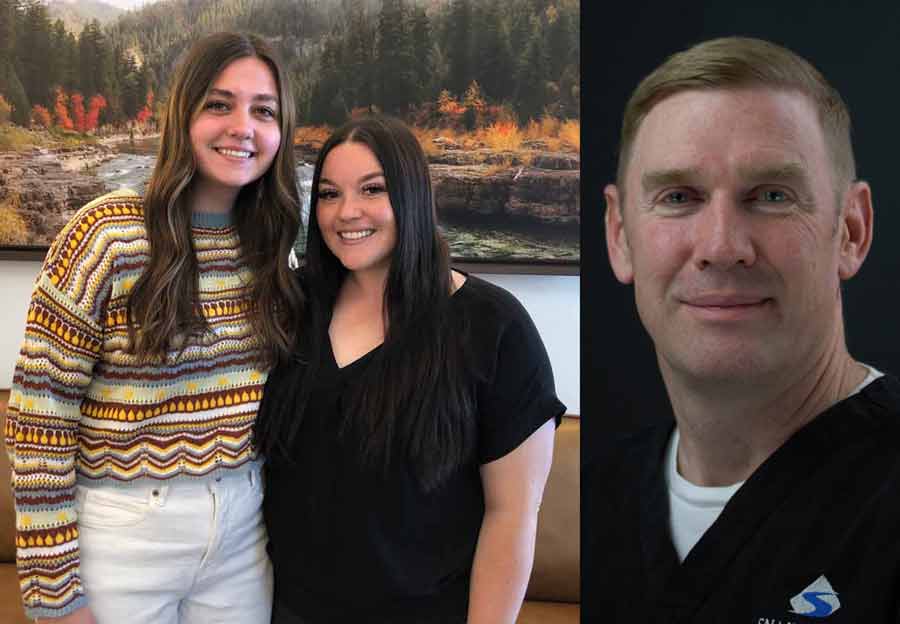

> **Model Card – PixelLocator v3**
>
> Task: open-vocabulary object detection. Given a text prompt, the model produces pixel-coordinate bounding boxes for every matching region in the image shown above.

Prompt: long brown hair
[127,32,303,367]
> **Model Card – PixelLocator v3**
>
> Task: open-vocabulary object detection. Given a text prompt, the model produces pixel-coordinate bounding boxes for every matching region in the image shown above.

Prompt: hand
[36,606,98,624]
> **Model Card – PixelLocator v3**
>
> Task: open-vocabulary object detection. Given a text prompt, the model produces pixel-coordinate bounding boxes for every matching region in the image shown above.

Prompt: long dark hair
[258,115,477,491]
[126,32,304,368]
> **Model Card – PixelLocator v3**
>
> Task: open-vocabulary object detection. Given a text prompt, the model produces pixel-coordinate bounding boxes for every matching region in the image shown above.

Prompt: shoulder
[49,189,144,258]
[42,189,147,292]
[831,374,900,450]
[63,188,143,234]
[453,274,535,332]
[856,373,900,419]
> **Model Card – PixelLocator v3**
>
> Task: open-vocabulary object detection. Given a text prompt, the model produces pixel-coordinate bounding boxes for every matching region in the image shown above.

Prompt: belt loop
[248,468,256,489]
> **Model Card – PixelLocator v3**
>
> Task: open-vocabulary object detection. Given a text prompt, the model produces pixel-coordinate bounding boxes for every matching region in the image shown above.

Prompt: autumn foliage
[71,93,87,133]
[54,88,73,130]
[135,89,154,125]
[0,95,12,125]
[22,89,108,134]
[86,95,107,132]
[480,121,523,151]
[30,105,52,128]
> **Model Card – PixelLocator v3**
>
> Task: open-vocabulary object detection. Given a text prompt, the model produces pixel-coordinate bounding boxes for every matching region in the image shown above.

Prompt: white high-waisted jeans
[74,464,272,624]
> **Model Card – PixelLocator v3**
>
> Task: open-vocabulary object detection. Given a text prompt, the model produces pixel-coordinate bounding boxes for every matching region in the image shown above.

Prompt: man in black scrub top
[585,36,900,623]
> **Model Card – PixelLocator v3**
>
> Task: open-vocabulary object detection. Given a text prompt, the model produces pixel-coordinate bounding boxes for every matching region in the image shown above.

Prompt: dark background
[581,1,900,443]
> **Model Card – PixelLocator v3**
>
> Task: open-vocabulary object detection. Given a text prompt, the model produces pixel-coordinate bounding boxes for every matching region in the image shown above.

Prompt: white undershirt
[666,365,884,562]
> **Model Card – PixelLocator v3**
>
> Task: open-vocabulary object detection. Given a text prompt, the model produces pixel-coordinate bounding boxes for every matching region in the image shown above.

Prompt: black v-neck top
[583,375,900,623]
[264,275,566,623]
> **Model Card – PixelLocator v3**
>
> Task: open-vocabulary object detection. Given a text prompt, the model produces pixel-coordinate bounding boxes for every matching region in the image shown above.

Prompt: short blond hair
[616,37,855,191]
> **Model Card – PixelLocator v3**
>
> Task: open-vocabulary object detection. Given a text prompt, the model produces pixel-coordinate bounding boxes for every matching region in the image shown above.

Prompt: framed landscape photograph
[0,0,579,273]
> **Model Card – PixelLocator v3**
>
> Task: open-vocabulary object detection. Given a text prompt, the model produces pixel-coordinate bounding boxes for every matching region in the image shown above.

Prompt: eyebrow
[736,162,811,186]
[319,171,385,186]
[640,162,812,192]
[640,167,703,193]
[207,88,279,105]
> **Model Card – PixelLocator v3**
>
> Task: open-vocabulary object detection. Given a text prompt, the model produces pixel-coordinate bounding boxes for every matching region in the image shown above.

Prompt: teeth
[339,230,374,240]
[216,148,252,158]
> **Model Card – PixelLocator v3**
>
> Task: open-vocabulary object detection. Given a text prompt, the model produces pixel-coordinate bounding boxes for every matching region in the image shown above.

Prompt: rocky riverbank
[430,148,579,225]
[2,137,580,257]
[0,144,115,245]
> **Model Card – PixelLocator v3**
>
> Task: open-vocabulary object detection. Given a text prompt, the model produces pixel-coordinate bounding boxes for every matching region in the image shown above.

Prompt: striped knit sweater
[4,189,269,619]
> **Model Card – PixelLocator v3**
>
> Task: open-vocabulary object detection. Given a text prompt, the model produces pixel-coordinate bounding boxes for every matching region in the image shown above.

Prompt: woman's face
[316,142,398,279]
[189,56,281,205]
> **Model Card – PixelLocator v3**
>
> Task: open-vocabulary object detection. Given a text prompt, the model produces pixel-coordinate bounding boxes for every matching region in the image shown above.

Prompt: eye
[255,105,278,120]
[317,187,339,201]
[204,100,229,113]
[652,188,700,214]
[661,190,691,205]
[747,186,796,211]
[361,183,387,196]
[754,188,789,203]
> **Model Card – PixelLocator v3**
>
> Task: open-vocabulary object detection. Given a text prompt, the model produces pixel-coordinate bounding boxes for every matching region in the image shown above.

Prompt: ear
[837,180,873,280]
[605,184,635,284]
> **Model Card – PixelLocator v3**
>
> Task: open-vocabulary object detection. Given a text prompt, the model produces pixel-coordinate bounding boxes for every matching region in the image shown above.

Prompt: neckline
[329,339,383,372]
[327,273,473,371]
[191,210,234,229]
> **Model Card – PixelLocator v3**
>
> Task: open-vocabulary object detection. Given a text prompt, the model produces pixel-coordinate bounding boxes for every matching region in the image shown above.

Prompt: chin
[661,337,786,384]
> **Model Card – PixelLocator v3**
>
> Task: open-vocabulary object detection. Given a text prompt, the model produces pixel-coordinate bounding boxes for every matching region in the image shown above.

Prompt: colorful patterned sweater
[4,189,268,619]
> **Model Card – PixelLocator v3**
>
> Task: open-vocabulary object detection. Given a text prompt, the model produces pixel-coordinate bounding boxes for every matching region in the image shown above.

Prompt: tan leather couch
[1,389,578,622]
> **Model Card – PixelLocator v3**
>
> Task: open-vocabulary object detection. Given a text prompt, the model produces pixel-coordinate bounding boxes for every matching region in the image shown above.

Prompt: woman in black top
[257,115,565,623]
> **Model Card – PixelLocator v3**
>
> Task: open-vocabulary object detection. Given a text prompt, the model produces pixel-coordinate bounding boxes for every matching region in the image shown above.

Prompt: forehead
[211,56,277,94]
[321,141,383,179]
[626,88,831,194]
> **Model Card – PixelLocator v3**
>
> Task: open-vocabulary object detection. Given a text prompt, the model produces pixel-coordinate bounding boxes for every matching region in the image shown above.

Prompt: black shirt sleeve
[473,284,566,464]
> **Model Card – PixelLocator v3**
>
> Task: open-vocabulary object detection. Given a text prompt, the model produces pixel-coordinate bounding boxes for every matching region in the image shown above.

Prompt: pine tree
[376,0,415,115]
[0,0,16,66]
[344,4,376,113]
[506,1,533,62]
[545,4,573,83]
[309,33,346,125]
[445,0,472,97]
[79,21,104,99]
[515,20,549,123]
[409,5,432,103]
[121,53,142,119]
[50,19,78,92]
[18,0,53,106]
[473,1,514,103]
[0,66,29,124]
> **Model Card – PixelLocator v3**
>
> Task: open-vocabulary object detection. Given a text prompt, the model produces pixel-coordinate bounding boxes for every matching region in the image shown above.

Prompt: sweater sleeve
[6,193,129,619]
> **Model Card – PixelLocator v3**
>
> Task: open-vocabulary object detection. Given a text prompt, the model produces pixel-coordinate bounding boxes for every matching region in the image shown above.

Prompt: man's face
[606,88,870,386]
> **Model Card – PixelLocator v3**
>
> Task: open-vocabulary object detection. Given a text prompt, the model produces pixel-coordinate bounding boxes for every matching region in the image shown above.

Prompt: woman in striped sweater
[5,32,303,624]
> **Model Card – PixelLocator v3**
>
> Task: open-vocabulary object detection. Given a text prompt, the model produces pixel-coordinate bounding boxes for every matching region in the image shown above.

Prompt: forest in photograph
[0,0,579,267]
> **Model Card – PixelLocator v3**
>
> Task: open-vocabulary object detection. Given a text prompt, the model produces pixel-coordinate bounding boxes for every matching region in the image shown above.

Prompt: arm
[8,198,119,620]
[467,419,556,624]
[9,274,102,620]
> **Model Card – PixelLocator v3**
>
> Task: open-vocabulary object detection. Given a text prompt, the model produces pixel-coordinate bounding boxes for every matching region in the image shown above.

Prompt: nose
[692,194,757,270]
[227,109,253,140]
[336,193,362,221]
